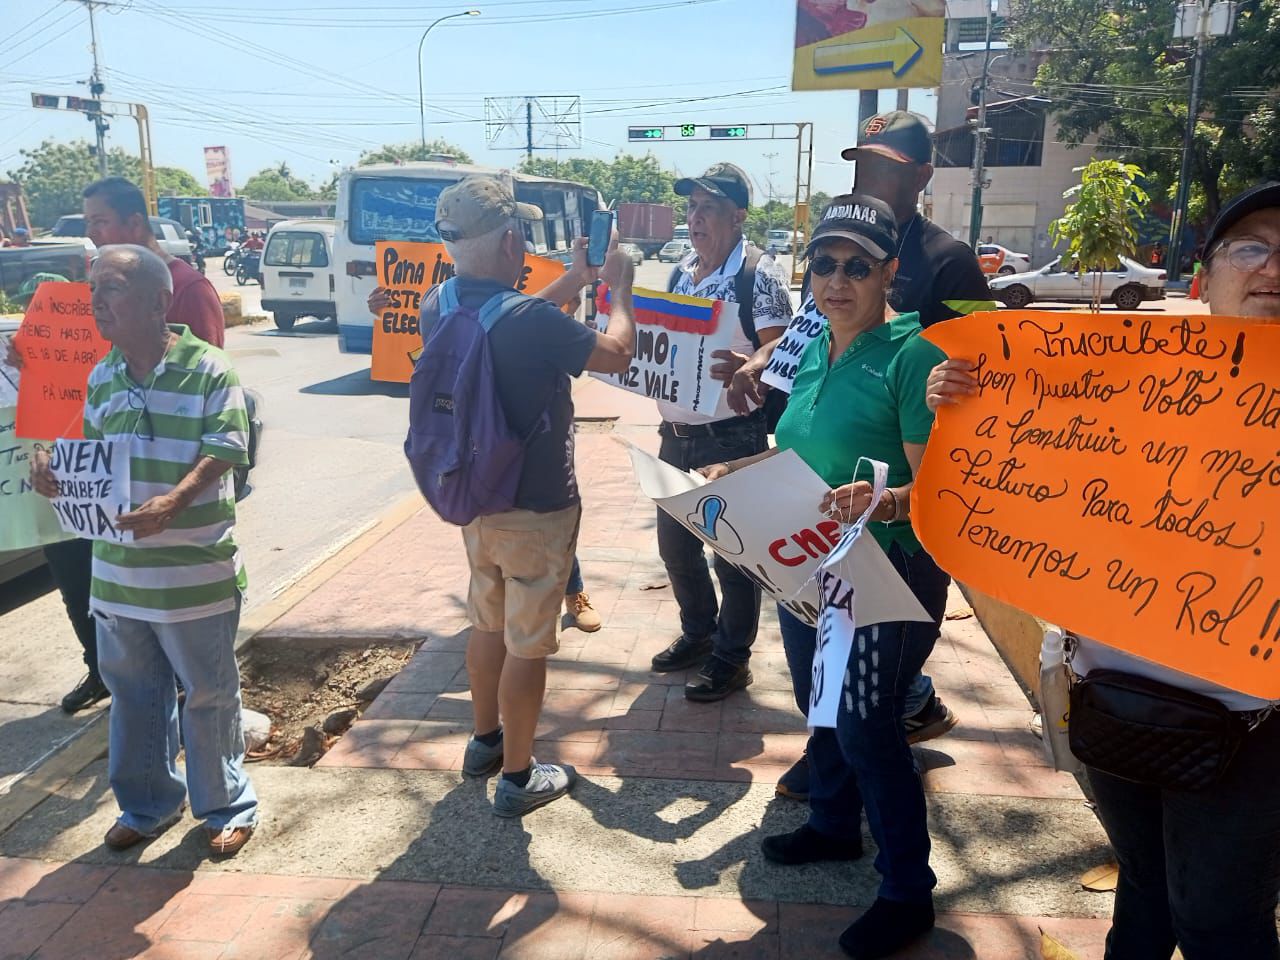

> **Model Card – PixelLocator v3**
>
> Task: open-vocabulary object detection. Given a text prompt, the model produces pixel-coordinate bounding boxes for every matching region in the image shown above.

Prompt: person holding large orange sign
[919,183,1280,960]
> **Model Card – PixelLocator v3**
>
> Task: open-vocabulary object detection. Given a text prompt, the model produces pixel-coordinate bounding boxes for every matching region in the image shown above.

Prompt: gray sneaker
[462,730,504,777]
[492,762,577,817]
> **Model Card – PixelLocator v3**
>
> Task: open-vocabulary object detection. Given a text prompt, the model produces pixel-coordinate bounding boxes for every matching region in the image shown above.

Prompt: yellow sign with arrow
[792,1,944,91]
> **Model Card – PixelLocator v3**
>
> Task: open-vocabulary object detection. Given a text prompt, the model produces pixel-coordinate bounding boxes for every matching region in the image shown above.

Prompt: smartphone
[587,209,614,267]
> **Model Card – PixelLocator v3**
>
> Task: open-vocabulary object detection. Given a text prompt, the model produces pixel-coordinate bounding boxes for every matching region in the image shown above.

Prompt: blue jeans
[96,597,258,833]
[656,416,767,666]
[778,542,950,903]
[1088,714,1280,960]
[565,556,584,597]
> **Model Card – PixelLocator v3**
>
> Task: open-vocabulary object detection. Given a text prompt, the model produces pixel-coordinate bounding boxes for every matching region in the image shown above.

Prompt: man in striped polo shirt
[32,245,257,856]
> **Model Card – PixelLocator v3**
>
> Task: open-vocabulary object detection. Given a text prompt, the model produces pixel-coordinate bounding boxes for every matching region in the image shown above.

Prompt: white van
[260,219,337,331]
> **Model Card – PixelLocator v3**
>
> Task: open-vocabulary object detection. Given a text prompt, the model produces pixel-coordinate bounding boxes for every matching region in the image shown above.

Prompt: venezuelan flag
[595,286,722,336]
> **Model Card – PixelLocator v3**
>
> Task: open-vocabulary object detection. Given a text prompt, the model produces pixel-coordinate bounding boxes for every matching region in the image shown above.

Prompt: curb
[0,491,426,837]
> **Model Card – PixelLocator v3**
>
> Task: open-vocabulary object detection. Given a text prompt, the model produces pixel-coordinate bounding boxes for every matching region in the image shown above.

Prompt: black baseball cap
[1204,182,1280,255]
[804,194,899,261]
[673,162,752,209]
[840,110,933,165]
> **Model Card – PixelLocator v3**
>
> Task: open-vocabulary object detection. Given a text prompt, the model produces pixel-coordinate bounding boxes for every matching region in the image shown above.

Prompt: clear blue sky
[0,0,942,203]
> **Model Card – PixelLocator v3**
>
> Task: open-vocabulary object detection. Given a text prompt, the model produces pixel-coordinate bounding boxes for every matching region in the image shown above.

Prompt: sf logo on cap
[864,115,889,135]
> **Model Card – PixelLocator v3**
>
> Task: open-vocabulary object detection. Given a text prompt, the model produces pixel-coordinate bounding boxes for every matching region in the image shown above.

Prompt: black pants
[656,415,766,665]
[1088,714,1280,959]
[43,538,97,678]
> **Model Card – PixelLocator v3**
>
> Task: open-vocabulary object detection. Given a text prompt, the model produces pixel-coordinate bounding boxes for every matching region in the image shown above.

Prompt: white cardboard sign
[589,287,736,417]
[48,438,132,543]
[761,297,824,394]
[626,444,928,631]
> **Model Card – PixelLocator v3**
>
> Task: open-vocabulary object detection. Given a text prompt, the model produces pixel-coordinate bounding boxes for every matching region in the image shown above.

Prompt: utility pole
[967,0,995,248]
[80,0,109,176]
[763,152,779,234]
[1166,0,1234,283]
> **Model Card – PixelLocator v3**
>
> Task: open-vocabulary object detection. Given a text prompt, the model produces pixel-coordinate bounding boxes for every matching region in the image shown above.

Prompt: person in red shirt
[82,177,225,347]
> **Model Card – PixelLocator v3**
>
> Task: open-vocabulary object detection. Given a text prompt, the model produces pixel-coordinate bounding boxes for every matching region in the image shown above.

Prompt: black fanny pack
[1068,669,1249,792]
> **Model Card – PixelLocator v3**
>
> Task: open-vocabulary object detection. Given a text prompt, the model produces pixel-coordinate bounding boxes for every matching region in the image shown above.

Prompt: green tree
[519,153,681,207]
[155,166,206,197]
[1049,160,1151,309]
[1008,0,1280,227]
[6,139,205,226]
[358,139,473,165]
[239,162,316,201]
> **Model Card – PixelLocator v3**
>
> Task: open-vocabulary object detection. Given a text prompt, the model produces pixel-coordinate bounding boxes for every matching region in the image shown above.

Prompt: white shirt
[662,236,793,425]
[1073,636,1275,712]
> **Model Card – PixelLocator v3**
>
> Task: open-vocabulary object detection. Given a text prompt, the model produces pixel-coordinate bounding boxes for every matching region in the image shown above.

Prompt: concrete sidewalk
[0,379,1115,959]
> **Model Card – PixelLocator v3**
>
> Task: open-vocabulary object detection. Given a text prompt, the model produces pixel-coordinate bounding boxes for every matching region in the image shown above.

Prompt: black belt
[659,410,763,440]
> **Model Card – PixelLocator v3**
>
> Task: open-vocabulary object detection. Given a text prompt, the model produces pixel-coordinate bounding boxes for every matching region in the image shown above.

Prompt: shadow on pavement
[300,370,409,398]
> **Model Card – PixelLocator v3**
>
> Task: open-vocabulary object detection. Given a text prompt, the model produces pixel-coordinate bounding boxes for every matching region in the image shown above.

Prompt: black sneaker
[776,752,810,802]
[61,674,110,714]
[839,897,935,959]
[684,655,751,702]
[762,824,862,865]
[651,634,713,673]
[903,693,959,745]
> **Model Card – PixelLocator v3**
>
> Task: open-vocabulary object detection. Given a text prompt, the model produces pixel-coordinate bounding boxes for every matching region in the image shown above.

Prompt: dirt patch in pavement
[240,640,418,764]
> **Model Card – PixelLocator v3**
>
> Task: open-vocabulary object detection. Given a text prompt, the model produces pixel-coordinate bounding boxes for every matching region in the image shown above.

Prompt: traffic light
[66,96,100,113]
[710,126,747,139]
[31,93,60,109]
[628,126,664,141]
[680,124,696,137]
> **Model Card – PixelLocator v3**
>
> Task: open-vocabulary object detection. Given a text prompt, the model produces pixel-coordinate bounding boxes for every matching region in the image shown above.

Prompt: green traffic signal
[710,126,747,139]
[628,127,664,140]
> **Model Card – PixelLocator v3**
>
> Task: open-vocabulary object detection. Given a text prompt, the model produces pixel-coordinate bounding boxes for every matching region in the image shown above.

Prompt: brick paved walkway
[0,383,1115,959]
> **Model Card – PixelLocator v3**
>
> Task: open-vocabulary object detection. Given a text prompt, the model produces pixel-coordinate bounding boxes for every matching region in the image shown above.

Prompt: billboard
[204,145,235,198]
[793,0,945,91]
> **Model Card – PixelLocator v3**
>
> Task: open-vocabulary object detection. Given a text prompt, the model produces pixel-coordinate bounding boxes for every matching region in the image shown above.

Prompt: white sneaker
[491,762,576,817]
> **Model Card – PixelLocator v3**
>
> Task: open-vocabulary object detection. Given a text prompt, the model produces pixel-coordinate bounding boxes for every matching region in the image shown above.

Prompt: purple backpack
[404,278,535,526]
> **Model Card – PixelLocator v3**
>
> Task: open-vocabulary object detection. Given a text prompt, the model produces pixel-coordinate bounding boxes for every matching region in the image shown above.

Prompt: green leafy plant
[1049,160,1151,310]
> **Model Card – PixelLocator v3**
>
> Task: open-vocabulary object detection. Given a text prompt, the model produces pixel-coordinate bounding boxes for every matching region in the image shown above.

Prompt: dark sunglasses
[810,254,884,280]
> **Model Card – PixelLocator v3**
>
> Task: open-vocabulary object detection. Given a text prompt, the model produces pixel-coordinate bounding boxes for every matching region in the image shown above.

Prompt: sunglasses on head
[809,254,884,280]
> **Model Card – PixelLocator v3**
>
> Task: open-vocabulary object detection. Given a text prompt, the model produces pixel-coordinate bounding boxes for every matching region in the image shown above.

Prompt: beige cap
[435,176,542,241]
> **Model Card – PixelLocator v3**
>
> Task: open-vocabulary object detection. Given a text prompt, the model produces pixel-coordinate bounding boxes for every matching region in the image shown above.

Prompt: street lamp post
[418,10,480,152]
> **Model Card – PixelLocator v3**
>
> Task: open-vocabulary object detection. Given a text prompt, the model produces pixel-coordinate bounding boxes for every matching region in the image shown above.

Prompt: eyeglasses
[126,384,154,442]
[1210,238,1280,273]
[809,254,884,280]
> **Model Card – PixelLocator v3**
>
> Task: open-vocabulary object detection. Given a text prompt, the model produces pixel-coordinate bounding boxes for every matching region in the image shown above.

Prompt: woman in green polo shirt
[702,194,948,959]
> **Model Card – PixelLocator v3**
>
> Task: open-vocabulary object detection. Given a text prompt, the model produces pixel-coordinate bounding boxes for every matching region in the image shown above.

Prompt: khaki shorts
[461,503,581,659]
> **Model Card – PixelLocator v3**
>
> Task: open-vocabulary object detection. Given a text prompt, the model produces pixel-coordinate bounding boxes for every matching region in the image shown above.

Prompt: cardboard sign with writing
[371,240,565,383]
[0,408,70,551]
[628,443,928,628]
[593,287,735,417]
[762,296,824,394]
[14,283,108,440]
[912,310,1280,698]
[48,438,132,543]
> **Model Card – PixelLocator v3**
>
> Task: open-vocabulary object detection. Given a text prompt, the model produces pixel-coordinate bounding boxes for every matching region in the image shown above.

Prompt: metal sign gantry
[628,122,815,284]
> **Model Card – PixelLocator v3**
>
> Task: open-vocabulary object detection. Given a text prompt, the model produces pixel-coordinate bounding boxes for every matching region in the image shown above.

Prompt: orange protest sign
[14,283,108,441]
[371,241,566,383]
[912,310,1280,698]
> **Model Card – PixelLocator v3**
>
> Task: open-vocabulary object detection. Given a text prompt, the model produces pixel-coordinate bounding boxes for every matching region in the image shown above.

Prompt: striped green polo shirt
[84,325,249,623]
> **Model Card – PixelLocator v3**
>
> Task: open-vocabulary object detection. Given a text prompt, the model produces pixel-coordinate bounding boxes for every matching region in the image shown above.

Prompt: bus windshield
[349,177,451,245]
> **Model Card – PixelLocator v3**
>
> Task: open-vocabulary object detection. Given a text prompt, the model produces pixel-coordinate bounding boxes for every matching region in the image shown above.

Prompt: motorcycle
[235,249,261,286]
[188,234,208,275]
[223,241,242,276]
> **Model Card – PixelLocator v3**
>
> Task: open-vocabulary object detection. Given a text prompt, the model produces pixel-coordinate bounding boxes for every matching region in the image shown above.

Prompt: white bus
[333,160,603,353]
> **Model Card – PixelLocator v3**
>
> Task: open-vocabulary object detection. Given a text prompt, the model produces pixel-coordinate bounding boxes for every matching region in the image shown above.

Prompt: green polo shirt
[774,311,944,555]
